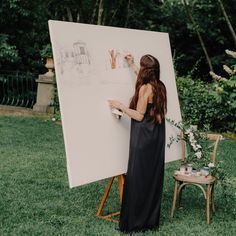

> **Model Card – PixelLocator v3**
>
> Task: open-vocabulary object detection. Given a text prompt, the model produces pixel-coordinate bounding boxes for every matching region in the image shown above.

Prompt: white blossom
[216,86,224,93]
[189,134,195,142]
[195,151,202,159]
[208,162,215,168]
[184,129,191,135]
[209,71,227,81]
[189,132,194,137]
[190,125,197,131]
[225,49,236,58]
[189,138,197,146]
[191,139,197,145]
[223,64,235,75]
[196,144,202,149]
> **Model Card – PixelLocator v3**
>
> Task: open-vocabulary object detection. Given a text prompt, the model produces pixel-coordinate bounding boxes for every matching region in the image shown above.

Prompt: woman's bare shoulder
[139,84,153,96]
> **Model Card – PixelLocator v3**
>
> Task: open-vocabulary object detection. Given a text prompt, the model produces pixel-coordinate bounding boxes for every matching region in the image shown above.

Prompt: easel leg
[118,174,125,205]
[96,177,115,218]
[96,174,125,222]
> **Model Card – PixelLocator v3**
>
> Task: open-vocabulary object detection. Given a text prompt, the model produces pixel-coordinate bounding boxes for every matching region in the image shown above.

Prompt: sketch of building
[56,40,92,77]
[73,41,91,65]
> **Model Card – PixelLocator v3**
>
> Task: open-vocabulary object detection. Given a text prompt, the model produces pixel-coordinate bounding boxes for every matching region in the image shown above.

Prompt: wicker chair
[170,133,223,224]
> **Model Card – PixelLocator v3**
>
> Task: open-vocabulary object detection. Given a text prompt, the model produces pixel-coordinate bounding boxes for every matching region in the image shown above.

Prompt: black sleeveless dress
[119,103,165,233]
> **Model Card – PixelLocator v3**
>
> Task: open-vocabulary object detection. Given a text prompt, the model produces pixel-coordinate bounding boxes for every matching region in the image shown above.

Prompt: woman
[108,54,167,233]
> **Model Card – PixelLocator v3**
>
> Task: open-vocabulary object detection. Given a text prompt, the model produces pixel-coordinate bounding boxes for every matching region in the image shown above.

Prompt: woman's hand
[108,100,123,110]
[108,98,145,122]
[125,54,134,66]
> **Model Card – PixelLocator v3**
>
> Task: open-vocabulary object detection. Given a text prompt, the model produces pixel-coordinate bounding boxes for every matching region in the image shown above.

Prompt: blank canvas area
[49,20,182,187]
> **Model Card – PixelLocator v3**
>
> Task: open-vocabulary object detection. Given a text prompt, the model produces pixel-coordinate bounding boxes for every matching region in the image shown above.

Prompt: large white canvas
[49,20,182,188]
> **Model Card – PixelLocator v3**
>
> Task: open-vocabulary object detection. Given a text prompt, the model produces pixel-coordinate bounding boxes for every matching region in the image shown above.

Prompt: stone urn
[44,57,54,77]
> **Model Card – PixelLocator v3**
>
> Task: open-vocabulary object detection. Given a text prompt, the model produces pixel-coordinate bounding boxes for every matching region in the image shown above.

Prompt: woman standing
[108,54,167,233]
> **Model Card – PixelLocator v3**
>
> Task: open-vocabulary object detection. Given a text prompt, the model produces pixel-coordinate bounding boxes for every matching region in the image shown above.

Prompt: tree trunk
[108,9,118,25]
[217,0,236,47]
[91,0,99,24]
[66,7,73,22]
[102,10,106,25]
[124,0,131,27]
[97,0,104,25]
[76,12,80,22]
[183,0,214,72]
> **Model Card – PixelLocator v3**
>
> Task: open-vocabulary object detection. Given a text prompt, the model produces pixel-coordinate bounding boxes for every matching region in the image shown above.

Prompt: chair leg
[206,184,211,224]
[178,182,184,207]
[211,184,215,213]
[171,180,178,218]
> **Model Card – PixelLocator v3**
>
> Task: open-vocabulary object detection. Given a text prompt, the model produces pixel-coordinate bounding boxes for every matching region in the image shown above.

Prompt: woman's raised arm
[125,54,139,75]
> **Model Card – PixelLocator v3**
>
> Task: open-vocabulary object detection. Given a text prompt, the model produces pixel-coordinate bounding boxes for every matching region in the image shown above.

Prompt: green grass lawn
[0,115,236,236]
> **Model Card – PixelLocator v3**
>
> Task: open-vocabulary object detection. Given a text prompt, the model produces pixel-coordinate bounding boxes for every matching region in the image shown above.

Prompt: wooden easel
[96,174,125,223]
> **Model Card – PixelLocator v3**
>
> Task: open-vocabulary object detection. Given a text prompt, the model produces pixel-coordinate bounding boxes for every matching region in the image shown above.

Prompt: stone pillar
[33,57,55,113]
[33,74,55,113]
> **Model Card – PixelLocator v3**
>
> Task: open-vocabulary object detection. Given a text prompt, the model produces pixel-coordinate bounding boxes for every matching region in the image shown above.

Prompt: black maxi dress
[119,103,165,233]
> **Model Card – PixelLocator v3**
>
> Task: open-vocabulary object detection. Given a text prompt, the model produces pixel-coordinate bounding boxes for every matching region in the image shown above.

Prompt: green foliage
[176,72,236,133]
[210,76,236,132]
[0,0,236,77]
[0,0,49,72]
[40,44,53,58]
[0,34,19,66]
[177,76,215,127]
[159,0,236,77]
[178,50,236,133]
[0,116,235,235]
[51,76,61,121]
[0,116,236,236]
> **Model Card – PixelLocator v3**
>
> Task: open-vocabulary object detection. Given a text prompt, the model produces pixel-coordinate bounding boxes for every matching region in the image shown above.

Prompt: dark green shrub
[176,75,236,133]
[210,76,236,132]
[40,44,53,59]
[177,50,236,133]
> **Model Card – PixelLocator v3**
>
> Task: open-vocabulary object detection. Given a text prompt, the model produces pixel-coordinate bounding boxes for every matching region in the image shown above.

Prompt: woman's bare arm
[108,84,152,122]
[130,63,139,75]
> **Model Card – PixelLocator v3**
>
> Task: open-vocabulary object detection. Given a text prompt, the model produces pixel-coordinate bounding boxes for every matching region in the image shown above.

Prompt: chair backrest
[180,133,223,165]
[206,134,223,165]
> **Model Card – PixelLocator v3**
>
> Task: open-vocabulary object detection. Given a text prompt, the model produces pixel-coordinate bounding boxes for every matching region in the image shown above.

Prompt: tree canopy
[0,0,235,78]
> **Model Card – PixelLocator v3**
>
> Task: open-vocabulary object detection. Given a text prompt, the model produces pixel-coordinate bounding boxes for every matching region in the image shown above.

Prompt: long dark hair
[129,54,167,123]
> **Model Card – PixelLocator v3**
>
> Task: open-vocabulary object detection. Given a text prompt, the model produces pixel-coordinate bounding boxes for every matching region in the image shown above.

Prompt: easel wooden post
[96,174,125,223]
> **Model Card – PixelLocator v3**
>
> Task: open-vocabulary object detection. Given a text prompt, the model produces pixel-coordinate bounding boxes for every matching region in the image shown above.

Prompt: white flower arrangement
[166,118,217,173]
[167,119,228,182]
[183,125,202,159]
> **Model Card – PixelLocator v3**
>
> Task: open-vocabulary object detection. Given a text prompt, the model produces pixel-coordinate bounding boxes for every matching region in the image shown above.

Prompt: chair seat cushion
[173,174,216,184]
